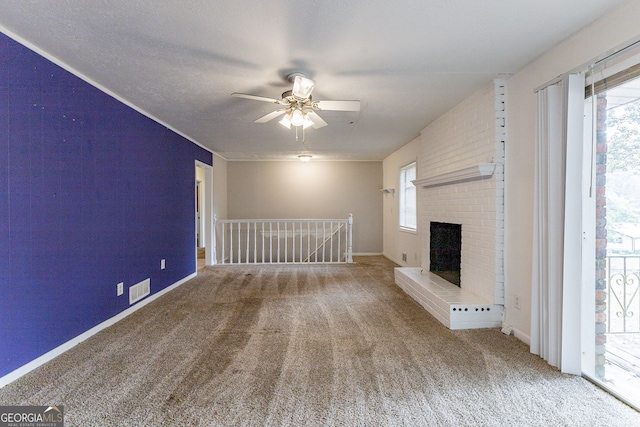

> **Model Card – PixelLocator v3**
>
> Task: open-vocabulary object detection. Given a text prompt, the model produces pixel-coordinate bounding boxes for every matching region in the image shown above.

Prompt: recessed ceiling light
[298,154,312,162]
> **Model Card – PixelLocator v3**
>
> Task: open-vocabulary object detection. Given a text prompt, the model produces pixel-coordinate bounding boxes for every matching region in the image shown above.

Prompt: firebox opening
[430,222,462,286]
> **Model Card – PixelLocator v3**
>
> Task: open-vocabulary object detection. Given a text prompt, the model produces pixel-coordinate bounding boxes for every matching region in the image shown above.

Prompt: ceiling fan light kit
[231,72,361,137]
[278,113,292,129]
[290,108,305,126]
[291,75,316,99]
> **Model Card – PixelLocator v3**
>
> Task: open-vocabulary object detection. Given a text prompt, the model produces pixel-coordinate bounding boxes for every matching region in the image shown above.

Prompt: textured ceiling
[0,0,627,160]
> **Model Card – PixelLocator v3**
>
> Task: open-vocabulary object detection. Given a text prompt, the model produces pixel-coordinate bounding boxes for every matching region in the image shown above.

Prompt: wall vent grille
[129,278,150,305]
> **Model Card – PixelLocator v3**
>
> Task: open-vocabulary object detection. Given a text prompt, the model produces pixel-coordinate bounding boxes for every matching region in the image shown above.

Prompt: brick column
[595,93,608,380]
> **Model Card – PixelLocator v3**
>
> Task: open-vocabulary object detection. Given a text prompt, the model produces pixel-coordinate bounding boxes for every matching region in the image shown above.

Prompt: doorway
[195,161,214,270]
[587,71,640,409]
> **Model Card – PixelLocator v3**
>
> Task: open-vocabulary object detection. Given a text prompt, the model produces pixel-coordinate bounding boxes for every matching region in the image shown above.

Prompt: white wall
[382,138,421,266]
[505,1,640,343]
[227,161,383,254]
[212,153,228,221]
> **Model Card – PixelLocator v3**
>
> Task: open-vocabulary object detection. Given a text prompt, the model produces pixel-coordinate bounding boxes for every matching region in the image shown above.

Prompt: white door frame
[195,160,214,267]
[580,96,597,377]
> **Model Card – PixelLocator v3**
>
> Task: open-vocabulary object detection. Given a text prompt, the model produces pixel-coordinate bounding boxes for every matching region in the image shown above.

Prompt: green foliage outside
[606,95,640,254]
[606,98,640,175]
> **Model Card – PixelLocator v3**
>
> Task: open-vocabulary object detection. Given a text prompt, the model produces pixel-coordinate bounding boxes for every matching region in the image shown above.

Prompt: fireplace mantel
[412,163,497,188]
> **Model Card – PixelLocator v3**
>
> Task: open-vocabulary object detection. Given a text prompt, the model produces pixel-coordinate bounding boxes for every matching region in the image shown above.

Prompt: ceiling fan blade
[307,111,328,129]
[314,100,361,111]
[255,109,286,123]
[231,92,283,104]
[292,75,316,99]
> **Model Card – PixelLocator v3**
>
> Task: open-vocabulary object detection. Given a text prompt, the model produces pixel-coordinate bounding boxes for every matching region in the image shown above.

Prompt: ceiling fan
[231,73,360,130]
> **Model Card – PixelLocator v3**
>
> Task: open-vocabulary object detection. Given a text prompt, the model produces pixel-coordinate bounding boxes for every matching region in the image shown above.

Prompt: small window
[399,162,417,231]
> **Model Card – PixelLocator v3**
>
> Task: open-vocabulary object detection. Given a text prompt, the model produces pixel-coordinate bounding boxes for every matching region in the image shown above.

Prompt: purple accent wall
[0,33,212,377]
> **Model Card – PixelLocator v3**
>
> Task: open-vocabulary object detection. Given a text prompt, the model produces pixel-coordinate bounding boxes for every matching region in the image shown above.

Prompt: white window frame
[399,161,417,232]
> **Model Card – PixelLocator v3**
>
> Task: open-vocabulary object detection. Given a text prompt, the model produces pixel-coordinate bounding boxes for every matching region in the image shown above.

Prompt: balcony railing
[212,215,353,265]
[607,255,640,333]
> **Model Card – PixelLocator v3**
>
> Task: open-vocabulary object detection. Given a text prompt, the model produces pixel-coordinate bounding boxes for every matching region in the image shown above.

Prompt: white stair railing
[212,214,353,265]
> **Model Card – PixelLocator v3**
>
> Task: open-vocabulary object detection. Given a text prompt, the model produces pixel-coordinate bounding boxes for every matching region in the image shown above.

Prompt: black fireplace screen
[430,222,461,286]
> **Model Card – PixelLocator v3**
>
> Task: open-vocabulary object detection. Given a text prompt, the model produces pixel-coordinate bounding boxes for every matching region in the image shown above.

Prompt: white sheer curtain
[531,74,585,375]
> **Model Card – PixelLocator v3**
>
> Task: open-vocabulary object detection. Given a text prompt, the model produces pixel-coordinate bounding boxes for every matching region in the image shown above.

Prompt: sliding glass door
[585,69,640,409]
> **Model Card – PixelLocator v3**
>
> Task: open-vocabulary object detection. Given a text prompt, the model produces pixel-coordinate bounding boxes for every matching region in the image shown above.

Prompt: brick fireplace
[395,80,505,329]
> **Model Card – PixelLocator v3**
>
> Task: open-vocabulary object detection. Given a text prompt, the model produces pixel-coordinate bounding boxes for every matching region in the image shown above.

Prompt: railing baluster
[624,257,627,332]
[220,222,225,265]
[308,222,311,263]
[330,222,334,262]
[299,222,303,263]
[276,222,280,263]
[348,214,353,263]
[608,256,612,333]
[322,222,326,263]
[605,255,640,334]
[338,221,342,262]
[245,222,250,264]
[291,221,295,263]
[229,223,233,264]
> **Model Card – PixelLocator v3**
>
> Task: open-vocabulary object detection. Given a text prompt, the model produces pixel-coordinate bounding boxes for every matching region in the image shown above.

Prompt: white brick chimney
[395,80,505,329]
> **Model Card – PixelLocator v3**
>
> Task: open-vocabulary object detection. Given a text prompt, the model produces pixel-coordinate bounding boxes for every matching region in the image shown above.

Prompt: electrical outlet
[514,295,521,310]
[117,282,124,296]
[161,259,166,270]
[402,253,407,262]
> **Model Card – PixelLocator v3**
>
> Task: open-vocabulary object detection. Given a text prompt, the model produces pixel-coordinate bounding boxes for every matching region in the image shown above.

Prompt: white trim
[583,375,640,412]
[581,95,597,378]
[0,25,214,155]
[398,227,418,235]
[352,252,383,256]
[413,163,496,188]
[399,162,417,231]
[195,161,214,266]
[213,151,228,161]
[0,273,196,389]
[384,254,404,266]
[513,327,531,346]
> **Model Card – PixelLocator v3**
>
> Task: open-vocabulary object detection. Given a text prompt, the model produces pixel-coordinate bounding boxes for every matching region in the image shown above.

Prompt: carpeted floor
[1,256,639,426]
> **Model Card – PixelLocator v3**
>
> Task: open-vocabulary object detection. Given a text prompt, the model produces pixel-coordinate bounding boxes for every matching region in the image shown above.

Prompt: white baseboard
[352,252,383,256]
[513,327,531,346]
[0,272,197,389]
[382,253,421,267]
[382,253,402,265]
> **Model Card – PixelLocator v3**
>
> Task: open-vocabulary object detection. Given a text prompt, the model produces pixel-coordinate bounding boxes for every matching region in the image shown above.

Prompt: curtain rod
[534,36,640,93]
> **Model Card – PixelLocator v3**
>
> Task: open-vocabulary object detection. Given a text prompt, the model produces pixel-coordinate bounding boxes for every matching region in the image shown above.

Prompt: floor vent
[129,278,150,305]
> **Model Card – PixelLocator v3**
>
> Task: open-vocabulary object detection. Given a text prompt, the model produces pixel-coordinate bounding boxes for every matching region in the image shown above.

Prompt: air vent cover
[129,278,150,305]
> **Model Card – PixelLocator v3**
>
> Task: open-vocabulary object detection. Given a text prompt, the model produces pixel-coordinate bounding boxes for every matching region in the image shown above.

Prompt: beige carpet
[1,256,639,426]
